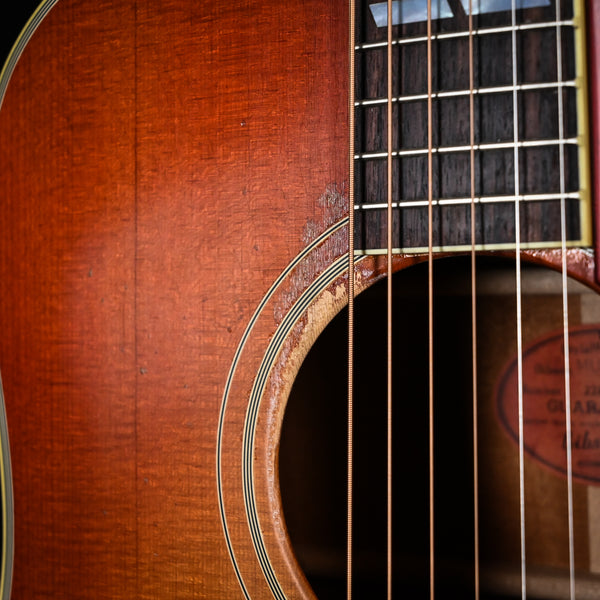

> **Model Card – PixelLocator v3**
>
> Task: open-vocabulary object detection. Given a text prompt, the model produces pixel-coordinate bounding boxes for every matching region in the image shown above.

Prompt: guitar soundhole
[280,256,600,599]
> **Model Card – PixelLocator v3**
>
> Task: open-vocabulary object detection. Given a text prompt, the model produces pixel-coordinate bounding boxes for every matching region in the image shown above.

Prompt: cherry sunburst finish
[0,1,599,599]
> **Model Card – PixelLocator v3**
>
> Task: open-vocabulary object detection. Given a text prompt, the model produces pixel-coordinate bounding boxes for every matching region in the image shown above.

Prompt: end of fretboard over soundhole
[352,0,594,256]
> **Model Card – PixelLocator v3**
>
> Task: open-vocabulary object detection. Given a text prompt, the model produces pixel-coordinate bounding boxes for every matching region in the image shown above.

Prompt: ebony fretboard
[353,0,591,253]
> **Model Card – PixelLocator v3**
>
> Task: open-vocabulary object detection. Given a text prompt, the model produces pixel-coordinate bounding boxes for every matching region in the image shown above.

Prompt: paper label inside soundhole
[497,325,600,485]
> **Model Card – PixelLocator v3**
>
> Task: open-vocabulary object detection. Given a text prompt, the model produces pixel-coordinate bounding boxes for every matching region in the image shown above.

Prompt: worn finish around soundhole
[0,1,347,597]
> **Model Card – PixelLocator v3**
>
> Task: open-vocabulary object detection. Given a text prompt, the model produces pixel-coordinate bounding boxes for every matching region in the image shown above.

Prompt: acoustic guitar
[0,0,599,598]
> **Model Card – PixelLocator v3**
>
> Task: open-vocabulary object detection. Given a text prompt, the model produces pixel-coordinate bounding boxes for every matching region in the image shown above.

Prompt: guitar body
[0,0,348,597]
[1,0,600,598]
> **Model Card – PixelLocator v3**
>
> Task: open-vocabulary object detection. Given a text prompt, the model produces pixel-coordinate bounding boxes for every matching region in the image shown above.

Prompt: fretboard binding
[354,191,581,210]
[355,19,574,50]
[356,80,577,106]
[355,137,578,160]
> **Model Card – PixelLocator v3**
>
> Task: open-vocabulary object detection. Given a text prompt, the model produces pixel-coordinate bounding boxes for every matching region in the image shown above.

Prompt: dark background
[1,1,44,70]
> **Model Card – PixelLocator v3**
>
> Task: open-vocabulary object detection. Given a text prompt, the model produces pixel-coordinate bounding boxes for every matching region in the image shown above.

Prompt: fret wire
[356,80,577,106]
[510,0,527,597]
[355,240,586,255]
[355,18,574,50]
[556,0,576,596]
[355,137,579,160]
[355,191,581,210]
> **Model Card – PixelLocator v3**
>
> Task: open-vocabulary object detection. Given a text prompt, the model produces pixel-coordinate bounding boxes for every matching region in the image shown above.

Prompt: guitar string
[555,0,576,596]
[426,0,435,598]
[510,0,527,596]
[347,0,356,598]
[386,1,394,599]
[467,1,480,599]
